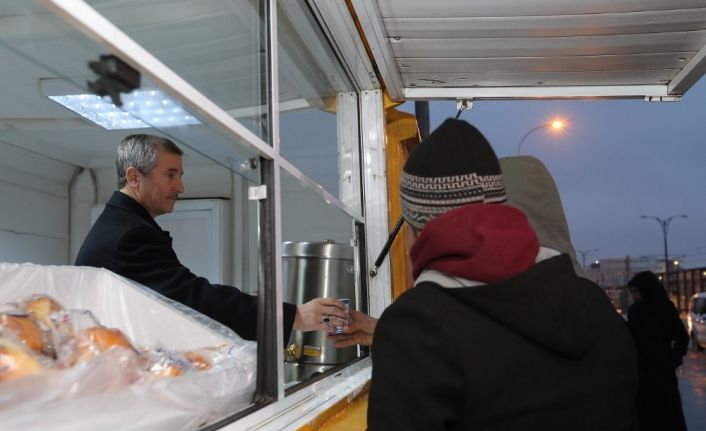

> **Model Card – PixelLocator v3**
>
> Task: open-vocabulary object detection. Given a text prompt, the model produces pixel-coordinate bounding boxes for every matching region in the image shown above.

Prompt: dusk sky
[400,77,706,269]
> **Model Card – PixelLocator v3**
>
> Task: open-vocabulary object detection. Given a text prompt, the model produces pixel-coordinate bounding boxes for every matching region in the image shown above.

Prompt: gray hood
[499,156,586,277]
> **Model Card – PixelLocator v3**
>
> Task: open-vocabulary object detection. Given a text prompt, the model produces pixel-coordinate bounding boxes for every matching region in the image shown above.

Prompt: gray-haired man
[76,134,346,340]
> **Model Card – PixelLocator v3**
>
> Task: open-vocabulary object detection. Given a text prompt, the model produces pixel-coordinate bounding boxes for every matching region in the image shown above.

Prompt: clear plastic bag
[0,262,256,431]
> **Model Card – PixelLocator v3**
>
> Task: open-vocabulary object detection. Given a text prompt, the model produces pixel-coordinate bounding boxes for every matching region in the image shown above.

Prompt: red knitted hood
[410,204,539,283]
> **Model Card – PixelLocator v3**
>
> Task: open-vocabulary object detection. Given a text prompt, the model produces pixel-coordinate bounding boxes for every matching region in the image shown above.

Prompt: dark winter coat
[368,204,638,431]
[75,191,296,341]
[627,271,688,431]
[369,254,638,431]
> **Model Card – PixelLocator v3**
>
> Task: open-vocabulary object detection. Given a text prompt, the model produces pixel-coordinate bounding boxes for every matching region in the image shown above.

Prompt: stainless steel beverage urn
[282,240,358,382]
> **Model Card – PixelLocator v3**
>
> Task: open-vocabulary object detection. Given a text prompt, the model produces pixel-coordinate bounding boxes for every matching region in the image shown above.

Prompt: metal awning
[340,0,706,101]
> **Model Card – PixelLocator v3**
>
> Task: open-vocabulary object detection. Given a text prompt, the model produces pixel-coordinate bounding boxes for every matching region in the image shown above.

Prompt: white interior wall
[0,142,78,265]
[69,169,96,263]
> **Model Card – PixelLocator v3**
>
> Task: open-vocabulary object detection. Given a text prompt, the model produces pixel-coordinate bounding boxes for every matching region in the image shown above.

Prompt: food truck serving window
[0,0,368,428]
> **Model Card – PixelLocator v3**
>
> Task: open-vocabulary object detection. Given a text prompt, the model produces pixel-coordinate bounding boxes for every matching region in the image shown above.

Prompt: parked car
[687,292,706,351]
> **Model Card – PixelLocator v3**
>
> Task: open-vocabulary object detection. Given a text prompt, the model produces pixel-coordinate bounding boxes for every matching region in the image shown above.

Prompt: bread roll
[184,351,212,371]
[68,326,136,366]
[21,295,64,328]
[0,314,43,353]
[0,337,44,383]
[149,363,184,377]
[82,327,134,352]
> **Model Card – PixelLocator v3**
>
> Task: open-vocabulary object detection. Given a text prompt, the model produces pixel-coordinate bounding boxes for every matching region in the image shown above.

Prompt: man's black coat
[76,191,296,340]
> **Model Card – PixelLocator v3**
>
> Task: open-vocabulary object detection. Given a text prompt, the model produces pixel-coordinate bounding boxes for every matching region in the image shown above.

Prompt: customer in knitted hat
[400,118,507,231]
[367,118,638,431]
[401,118,538,284]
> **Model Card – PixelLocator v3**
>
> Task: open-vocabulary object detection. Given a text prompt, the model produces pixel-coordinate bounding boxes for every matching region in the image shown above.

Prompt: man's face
[135,151,184,217]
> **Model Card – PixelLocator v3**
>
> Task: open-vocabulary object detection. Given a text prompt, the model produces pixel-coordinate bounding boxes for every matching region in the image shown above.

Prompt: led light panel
[49,90,200,130]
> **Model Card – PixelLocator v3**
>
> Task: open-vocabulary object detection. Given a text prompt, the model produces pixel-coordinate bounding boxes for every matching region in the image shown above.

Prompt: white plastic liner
[0,262,257,431]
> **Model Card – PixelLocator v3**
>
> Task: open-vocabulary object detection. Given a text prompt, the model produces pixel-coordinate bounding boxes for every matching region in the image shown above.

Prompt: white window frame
[42,0,392,427]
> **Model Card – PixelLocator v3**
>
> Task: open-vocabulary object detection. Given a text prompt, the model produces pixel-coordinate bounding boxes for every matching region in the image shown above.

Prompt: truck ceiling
[335,0,706,101]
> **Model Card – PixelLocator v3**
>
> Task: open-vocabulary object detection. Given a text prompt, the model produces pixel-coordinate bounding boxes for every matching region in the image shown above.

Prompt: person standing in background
[627,271,689,431]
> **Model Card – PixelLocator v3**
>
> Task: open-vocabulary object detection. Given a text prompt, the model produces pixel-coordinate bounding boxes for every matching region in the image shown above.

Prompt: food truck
[1,0,705,429]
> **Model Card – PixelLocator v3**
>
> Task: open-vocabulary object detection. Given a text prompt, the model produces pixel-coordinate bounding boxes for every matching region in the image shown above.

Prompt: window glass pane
[0,2,259,424]
[86,0,270,142]
[277,0,361,215]
[280,168,363,389]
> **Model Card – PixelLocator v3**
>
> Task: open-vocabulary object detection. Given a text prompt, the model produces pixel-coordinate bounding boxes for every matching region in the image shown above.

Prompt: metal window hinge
[456,98,473,111]
[455,98,473,119]
[248,185,267,200]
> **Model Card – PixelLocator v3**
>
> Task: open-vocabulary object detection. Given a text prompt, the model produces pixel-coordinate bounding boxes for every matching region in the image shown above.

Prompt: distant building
[586,256,658,314]
[586,256,706,313]
[586,255,658,288]
[657,267,706,312]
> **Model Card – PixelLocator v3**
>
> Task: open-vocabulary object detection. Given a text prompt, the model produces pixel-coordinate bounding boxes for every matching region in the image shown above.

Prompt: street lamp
[516,118,566,156]
[577,248,599,269]
[640,214,687,295]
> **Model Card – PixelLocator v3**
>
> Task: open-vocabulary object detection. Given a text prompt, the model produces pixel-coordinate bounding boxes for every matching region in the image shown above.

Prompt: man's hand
[293,297,349,332]
[328,310,378,347]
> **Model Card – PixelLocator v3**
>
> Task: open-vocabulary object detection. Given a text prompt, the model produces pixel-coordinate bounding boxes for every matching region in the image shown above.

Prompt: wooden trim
[295,381,371,431]
[383,105,420,299]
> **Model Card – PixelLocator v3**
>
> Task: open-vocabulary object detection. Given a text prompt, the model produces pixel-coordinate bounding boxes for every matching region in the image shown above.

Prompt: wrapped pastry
[20,294,64,329]
[50,309,101,362]
[150,361,185,377]
[184,350,212,371]
[145,348,187,377]
[0,313,43,353]
[0,336,45,383]
[82,326,134,351]
[60,326,137,367]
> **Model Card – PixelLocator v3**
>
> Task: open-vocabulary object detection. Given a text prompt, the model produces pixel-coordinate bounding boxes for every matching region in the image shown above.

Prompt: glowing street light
[516,118,567,156]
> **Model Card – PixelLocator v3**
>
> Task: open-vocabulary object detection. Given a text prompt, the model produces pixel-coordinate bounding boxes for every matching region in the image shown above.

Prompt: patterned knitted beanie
[400,118,506,231]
